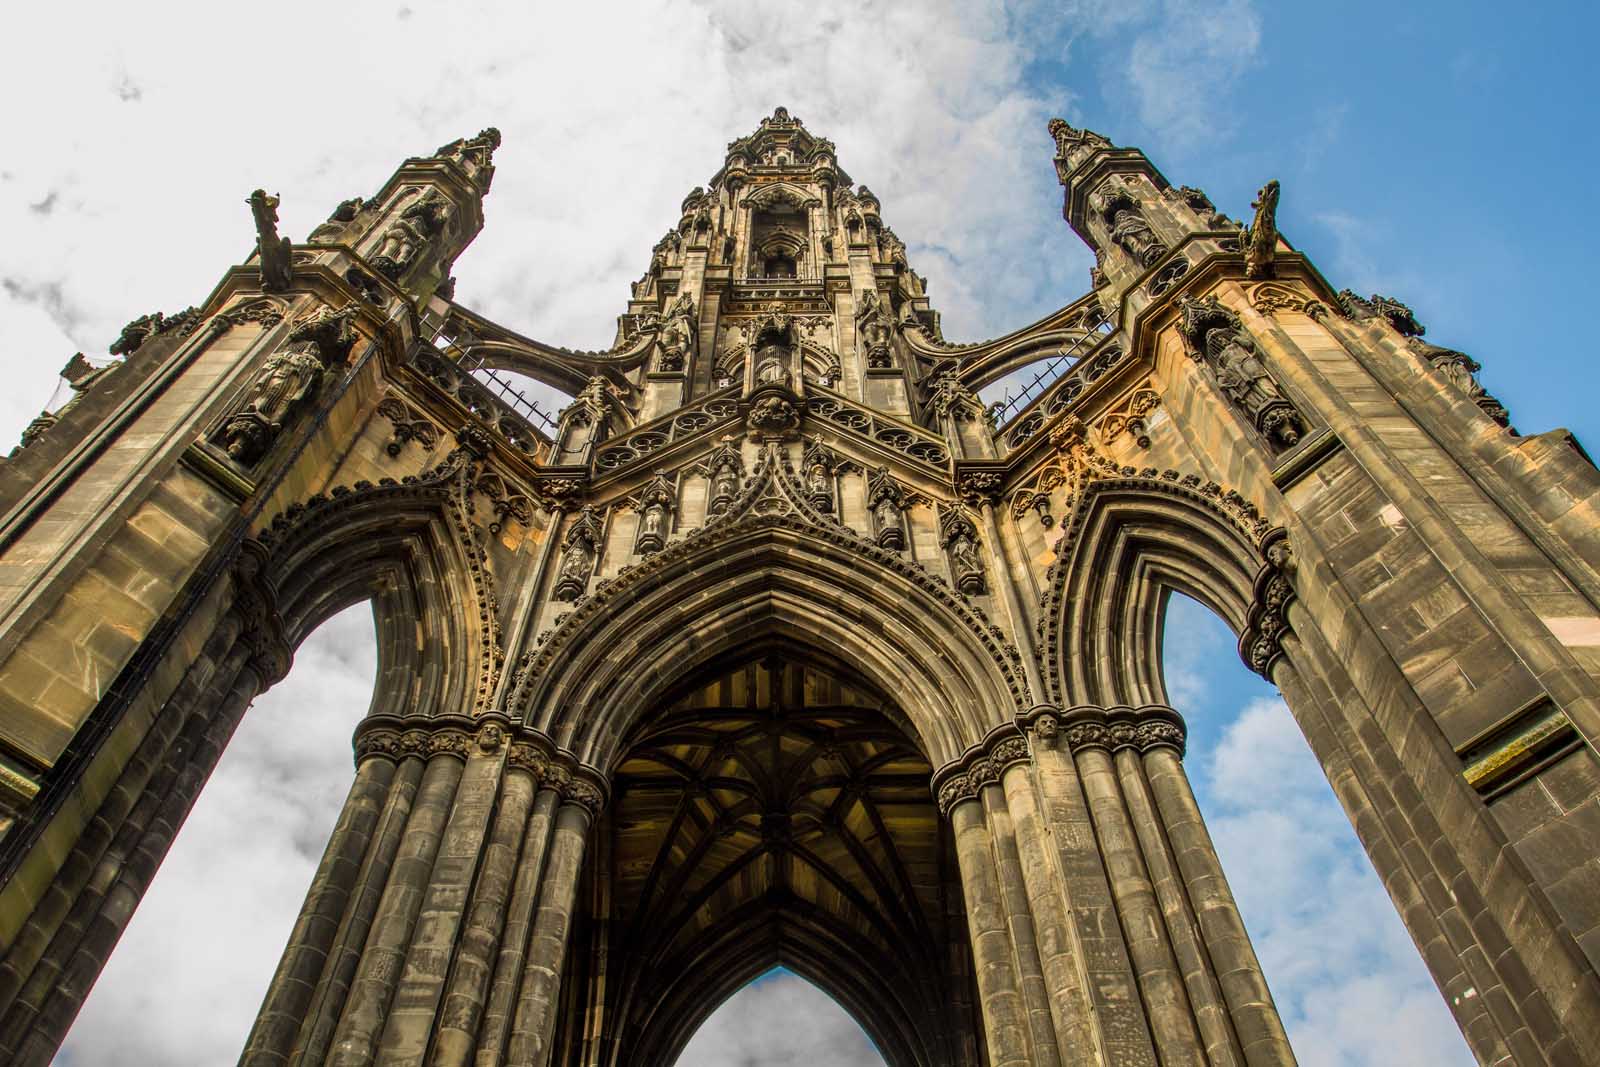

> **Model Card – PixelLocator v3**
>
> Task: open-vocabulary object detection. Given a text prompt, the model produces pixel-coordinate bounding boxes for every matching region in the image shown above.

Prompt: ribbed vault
[571,648,975,1067]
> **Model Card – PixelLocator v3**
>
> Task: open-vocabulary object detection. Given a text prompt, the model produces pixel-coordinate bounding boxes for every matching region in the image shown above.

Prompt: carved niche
[1093,180,1167,269]
[633,471,677,555]
[867,466,908,550]
[1179,296,1307,452]
[371,190,451,280]
[705,438,743,516]
[553,506,604,602]
[939,505,986,595]
[856,290,894,369]
[656,294,695,374]
[801,437,837,513]
[216,304,359,467]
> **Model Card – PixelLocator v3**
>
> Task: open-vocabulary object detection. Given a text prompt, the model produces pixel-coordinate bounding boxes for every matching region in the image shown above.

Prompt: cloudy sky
[10,0,1595,1064]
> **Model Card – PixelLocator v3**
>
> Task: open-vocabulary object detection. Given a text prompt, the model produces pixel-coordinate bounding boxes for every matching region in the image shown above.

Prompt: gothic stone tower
[0,107,1598,1067]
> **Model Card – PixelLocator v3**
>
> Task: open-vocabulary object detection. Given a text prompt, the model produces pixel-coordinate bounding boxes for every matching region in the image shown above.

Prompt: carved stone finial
[1243,179,1280,280]
[1046,117,1113,179]
[248,189,293,293]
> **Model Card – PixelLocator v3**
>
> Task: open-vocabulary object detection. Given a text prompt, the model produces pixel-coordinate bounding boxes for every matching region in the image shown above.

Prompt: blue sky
[8,2,1594,1064]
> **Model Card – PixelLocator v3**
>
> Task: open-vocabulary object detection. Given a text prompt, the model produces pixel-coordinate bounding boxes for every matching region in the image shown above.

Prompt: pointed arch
[511,451,1028,771]
[1039,469,1273,708]
[252,455,501,721]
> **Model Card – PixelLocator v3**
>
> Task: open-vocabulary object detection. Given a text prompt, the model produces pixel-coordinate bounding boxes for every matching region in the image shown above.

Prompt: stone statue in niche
[857,290,893,368]
[371,190,451,279]
[802,438,835,512]
[868,466,907,549]
[553,507,602,602]
[754,340,788,384]
[634,472,676,554]
[1104,194,1166,268]
[706,439,743,515]
[656,294,694,373]
[1181,296,1305,451]
[248,189,293,292]
[218,305,358,466]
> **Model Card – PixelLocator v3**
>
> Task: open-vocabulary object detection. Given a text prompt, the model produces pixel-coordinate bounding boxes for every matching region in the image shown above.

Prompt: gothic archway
[560,647,978,1067]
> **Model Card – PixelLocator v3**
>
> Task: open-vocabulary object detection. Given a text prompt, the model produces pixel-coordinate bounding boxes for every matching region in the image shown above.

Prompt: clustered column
[935,705,1297,1067]
[235,718,602,1067]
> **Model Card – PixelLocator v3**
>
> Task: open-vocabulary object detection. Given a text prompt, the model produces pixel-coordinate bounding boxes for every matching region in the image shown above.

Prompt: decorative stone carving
[1240,528,1296,678]
[1094,181,1166,269]
[1409,338,1511,427]
[554,506,603,602]
[1336,290,1421,335]
[939,505,986,595]
[308,197,366,243]
[867,466,908,550]
[634,471,677,555]
[1180,295,1306,451]
[856,290,894,369]
[433,127,502,192]
[109,307,200,356]
[1033,713,1059,748]
[1249,284,1328,321]
[476,722,505,753]
[248,189,293,293]
[801,437,837,513]
[1242,179,1280,280]
[928,374,987,424]
[1046,117,1113,177]
[371,190,451,279]
[375,396,439,456]
[1098,386,1161,449]
[656,293,695,373]
[218,304,358,466]
[955,469,1003,507]
[705,438,743,516]
[1166,184,1232,228]
[746,394,798,438]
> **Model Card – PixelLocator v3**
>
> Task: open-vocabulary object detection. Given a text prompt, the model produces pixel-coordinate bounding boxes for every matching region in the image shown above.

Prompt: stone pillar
[975,756,1062,1067]
[473,760,561,1067]
[377,727,508,1065]
[1067,714,1207,1066]
[240,753,397,1066]
[505,793,595,1067]
[1145,743,1297,1065]
[291,752,427,1067]
[326,731,467,1067]
[998,757,1102,1066]
[1027,716,1160,1065]
[1116,744,1243,1067]
[0,608,244,1022]
[430,741,538,1067]
[945,787,1032,1067]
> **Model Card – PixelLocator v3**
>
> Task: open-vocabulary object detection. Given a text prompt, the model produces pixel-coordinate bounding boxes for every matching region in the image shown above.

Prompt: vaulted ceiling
[573,646,981,1067]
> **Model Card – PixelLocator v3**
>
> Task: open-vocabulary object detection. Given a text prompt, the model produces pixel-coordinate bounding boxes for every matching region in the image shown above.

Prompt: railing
[458,353,560,434]
[987,317,1116,425]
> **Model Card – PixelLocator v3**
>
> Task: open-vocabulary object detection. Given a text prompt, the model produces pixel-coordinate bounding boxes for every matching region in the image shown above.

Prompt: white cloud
[674,969,884,1066]
[1201,697,1473,1067]
[4,5,1475,1066]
